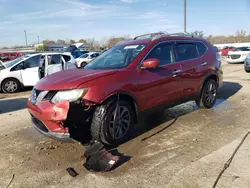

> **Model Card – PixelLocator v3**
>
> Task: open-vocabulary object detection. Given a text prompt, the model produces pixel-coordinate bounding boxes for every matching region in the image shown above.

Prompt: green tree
[188,30,204,38]
[36,44,48,51]
[69,39,76,44]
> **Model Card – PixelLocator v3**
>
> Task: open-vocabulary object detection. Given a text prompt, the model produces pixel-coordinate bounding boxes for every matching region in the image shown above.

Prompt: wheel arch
[101,91,139,123]
[0,77,23,89]
[199,73,219,96]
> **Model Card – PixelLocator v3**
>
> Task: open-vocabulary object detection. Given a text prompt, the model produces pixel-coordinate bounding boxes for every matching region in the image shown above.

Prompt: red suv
[27,33,223,145]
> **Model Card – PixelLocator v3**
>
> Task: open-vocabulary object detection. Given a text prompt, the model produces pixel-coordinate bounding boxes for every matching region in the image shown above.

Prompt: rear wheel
[196,79,218,109]
[1,78,21,93]
[80,62,87,68]
[91,99,134,145]
[245,68,250,73]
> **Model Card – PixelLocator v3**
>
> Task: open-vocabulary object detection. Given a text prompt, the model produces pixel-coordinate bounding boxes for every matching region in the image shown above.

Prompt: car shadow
[126,81,242,143]
[215,81,242,106]
[0,98,28,114]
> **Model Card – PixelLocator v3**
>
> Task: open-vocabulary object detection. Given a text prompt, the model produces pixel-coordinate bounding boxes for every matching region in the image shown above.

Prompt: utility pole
[184,0,186,33]
[24,30,28,47]
[37,36,40,44]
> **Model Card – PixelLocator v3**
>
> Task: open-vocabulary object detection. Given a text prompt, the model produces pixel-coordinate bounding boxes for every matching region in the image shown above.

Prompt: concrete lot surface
[1,60,250,188]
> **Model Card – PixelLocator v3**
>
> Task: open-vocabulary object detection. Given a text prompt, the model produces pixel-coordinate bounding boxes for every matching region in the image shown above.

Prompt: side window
[175,43,199,61]
[48,55,62,65]
[23,55,40,68]
[196,42,207,56]
[11,62,24,71]
[145,43,174,66]
[62,55,71,62]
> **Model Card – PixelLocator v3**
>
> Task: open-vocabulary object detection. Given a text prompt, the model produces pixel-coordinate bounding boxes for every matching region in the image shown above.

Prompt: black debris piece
[66,167,79,177]
[83,140,120,172]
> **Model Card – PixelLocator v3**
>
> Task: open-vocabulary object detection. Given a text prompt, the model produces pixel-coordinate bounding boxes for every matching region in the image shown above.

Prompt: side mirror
[141,58,160,69]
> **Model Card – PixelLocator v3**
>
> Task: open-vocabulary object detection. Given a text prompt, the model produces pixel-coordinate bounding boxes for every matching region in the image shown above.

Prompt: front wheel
[1,78,21,93]
[196,79,218,109]
[91,100,135,145]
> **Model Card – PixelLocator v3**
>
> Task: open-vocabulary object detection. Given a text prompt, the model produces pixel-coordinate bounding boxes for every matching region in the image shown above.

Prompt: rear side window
[196,42,207,56]
[62,55,71,62]
[175,43,198,61]
[48,55,61,65]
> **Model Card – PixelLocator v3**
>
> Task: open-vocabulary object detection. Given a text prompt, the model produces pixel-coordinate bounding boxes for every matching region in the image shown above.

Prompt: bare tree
[235,29,247,42]
[106,36,129,48]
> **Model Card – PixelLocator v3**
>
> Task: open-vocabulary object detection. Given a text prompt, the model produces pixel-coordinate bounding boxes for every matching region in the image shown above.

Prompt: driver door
[21,55,40,86]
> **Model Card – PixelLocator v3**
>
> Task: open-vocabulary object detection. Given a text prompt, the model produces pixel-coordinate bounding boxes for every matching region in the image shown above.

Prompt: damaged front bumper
[27,98,96,142]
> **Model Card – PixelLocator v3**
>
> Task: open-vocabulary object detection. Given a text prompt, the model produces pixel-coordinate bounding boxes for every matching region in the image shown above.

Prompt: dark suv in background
[27,32,223,145]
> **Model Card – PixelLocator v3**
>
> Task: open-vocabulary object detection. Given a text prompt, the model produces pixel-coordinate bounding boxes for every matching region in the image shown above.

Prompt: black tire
[245,68,250,73]
[80,62,87,68]
[196,79,218,109]
[91,99,135,145]
[1,78,21,93]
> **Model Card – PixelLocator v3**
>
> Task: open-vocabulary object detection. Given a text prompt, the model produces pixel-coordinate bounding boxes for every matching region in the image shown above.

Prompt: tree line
[41,29,250,49]
[2,29,250,50]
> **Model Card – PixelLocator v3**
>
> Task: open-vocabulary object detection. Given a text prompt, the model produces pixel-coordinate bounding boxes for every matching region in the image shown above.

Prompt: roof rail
[133,32,166,40]
[151,32,194,41]
[167,32,194,37]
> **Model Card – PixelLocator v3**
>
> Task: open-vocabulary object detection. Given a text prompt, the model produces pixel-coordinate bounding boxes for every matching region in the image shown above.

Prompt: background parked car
[75,52,100,67]
[226,47,250,64]
[219,46,236,56]
[0,52,75,93]
[0,52,24,62]
[244,54,250,73]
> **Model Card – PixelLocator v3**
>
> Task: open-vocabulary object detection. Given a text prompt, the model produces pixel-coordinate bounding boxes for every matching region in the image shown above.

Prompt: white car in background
[226,47,250,64]
[75,52,100,67]
[0,52,76,93]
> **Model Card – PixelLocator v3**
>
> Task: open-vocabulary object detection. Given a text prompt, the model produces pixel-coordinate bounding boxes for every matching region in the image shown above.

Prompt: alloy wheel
[109,106,131,140]
[204,82,217,105]
[4,81,18,93]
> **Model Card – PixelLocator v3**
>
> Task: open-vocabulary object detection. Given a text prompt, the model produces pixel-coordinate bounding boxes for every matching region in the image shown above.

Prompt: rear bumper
[226,57,246,64]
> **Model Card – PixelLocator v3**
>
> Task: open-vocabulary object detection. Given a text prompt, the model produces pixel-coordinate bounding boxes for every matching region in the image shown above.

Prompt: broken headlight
[50,88,88,104]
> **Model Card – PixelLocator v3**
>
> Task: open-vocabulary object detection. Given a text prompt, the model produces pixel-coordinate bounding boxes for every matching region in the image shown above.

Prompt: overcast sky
[0,0,250,47]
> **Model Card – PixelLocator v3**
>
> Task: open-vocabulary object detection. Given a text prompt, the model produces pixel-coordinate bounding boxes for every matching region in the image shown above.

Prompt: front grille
[231,55,241,59]
[32,117,49,133]
[43,91,57,101]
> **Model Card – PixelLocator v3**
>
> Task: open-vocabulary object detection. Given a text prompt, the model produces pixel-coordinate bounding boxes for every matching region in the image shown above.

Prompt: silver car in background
[244,54,250,73]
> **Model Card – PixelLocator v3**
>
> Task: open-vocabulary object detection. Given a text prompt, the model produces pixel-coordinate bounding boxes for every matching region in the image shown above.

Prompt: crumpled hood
[35,68,118,91]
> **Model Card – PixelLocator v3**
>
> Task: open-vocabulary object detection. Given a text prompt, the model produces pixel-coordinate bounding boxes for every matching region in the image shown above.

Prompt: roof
[115,32,206,47]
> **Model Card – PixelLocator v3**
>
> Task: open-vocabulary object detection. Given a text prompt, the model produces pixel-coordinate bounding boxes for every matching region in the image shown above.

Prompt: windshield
[6,56,27,68]
[84,44,147,70]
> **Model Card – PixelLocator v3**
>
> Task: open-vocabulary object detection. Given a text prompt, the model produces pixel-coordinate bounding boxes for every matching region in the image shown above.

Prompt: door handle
[172,70,181,74]
[172,70,181,77]
[201,62,207,66]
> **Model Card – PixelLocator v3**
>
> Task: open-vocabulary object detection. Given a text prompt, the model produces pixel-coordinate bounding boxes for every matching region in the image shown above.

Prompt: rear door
[174,41,208,101]
[21,55,41,86]
[46,54,63,75]
[137,42,182,111]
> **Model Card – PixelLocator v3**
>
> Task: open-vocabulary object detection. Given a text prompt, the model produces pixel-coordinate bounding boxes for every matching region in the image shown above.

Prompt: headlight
[51,88,88,104]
